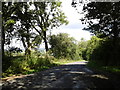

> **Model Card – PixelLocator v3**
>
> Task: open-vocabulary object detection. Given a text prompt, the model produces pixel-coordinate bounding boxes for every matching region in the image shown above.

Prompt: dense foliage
[2,1,120,77]
[77,38,88,60]
[72,1,120,39]
[32,2,68,51]
[72,1,120,66]
[49,33,81,60]
[2,2,69,77]
[3,51,57,77]
[2,1,68,56]
[84,36,120,66]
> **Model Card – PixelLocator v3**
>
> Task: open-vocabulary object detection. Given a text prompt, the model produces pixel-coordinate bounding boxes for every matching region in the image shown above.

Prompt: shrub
[3,51,57,77]
[86,36,120,66]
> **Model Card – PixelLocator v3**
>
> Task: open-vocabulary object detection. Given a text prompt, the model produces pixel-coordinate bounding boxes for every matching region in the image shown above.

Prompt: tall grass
[2,51,57,78]
[87,60,120,73]
[3,51,84,78]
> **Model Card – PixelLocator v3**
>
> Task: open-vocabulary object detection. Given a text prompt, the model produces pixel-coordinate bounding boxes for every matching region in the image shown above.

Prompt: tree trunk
[43,31,48,52]
[21,37,27,55]
[113,19,119,42]
[112,21,119,65]
[2,26,5,60]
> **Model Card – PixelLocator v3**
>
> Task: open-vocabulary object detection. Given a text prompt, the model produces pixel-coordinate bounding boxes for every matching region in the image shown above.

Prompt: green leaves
[32,35,42,46]
[49,33,80,60]
[6,19,15,25]
[56,2,62,7]
[74,2,120,39]
[32,2,69,51]
[3,1,69,53]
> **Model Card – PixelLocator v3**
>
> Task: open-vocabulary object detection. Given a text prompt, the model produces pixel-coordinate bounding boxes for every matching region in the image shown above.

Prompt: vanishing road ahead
[2,61,120,90]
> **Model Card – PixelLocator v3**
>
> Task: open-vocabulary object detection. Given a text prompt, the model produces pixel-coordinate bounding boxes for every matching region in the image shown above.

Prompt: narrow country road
[2,61,120,90]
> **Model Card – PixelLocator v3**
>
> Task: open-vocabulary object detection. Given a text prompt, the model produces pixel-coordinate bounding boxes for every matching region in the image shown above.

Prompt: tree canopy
[72,1,120,39]
[32,2,69,51]
[72,1,120,65]
[2,2,68,56]
[49,33,80,60]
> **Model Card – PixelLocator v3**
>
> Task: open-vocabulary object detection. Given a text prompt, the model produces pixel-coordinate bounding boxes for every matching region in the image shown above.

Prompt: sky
[42,0,92,48]
[50,0,92,41]
[5,1,92,50]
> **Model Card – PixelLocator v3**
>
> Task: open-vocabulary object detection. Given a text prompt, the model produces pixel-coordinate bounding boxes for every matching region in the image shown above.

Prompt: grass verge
[53,59,85,65]
[87,61,120,74]
[2,53,84,78]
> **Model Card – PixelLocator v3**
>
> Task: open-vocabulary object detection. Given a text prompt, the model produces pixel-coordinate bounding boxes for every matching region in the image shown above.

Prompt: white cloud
[51,28,92,41]
[50,0,92,41]
[60,0,83,22]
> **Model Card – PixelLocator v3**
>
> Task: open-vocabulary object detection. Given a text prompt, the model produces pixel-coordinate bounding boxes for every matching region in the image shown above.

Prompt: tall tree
[32,2,68,52]
[49,33,80,60]
[2,1,68,56]
[2,2,18,58]
[72,2,120,40]
[2,2,42,56]
[13,2,34,55]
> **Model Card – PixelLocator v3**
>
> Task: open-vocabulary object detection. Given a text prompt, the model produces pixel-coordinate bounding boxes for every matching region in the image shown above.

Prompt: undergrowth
[87,60,120,74]
[2,51,58,78]
[2,51,85,78]
[2,52,85,78]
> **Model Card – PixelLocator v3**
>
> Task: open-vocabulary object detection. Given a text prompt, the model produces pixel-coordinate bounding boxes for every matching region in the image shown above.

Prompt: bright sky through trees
[5,1,92,50]
[51,0,92,41]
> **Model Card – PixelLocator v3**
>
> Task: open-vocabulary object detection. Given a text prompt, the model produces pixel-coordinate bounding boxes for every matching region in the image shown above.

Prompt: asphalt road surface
[2,61,120,90]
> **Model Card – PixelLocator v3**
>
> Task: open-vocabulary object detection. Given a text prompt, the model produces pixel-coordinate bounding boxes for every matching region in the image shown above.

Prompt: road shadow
[2,63,119,90]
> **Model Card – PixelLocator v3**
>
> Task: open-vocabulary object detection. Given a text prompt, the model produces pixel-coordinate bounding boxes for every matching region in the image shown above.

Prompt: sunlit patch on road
[68,71,86,74]
[91,75,108,80]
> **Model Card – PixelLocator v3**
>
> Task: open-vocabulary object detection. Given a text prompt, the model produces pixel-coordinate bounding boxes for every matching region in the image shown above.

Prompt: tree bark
[21,37,28,55]
[26,28,31,55]
[2,26,5,60]
[43,31,48,52]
